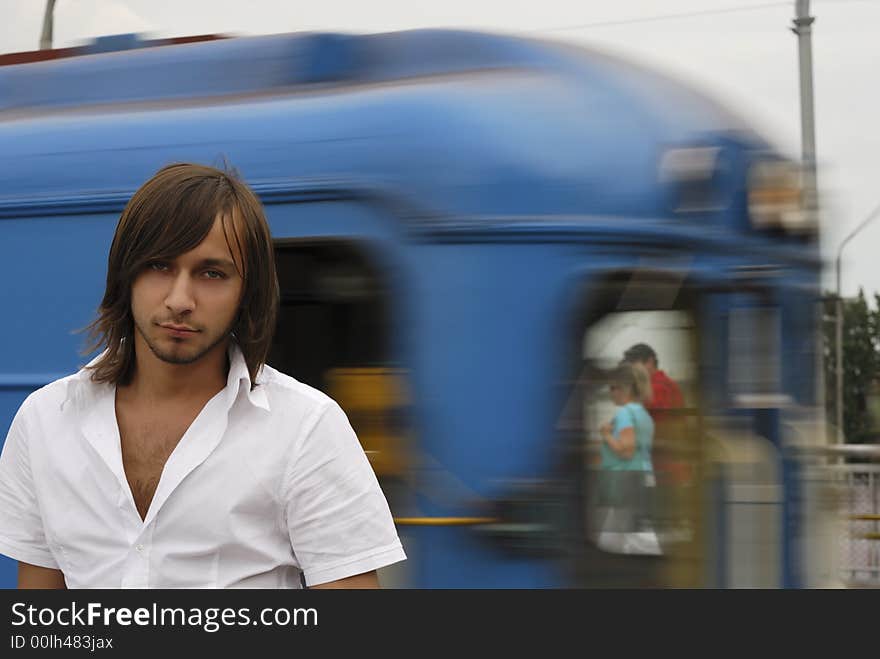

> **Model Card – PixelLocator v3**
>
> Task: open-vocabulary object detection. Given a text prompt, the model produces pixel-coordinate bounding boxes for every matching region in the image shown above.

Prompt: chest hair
[117,406,202,520]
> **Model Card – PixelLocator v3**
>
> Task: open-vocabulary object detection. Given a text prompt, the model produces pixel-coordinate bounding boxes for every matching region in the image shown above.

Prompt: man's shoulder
[256,364,336,415]
[18,369,92,415]
[653,370,681,390]
[649,370,684,412]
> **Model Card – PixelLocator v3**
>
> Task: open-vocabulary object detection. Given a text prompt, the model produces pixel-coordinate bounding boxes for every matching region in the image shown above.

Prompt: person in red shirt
[623,344,688,486]
[623,344,683,417]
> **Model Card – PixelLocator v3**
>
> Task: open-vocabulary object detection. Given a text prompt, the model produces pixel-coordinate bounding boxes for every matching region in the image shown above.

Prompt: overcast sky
[2,0,878,298]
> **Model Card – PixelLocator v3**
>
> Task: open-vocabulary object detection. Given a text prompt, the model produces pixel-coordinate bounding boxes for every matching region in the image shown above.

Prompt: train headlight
[747,159,815,236]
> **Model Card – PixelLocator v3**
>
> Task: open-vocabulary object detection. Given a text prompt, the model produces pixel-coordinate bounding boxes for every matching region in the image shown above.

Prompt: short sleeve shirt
[647,370,684,423]
[0,345,406,588]
[600,402,654,472]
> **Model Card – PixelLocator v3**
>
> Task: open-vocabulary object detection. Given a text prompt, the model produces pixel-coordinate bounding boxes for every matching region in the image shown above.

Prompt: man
[622,343,683,420]
[0,163,405,588]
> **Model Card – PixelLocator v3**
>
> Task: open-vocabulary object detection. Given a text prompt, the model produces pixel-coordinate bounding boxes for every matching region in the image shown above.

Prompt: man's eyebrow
[198,258,238,270]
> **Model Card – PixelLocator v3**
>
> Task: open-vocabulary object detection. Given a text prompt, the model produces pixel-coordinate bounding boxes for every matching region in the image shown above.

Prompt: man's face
[630,357,656,375]
[130,215,244,367]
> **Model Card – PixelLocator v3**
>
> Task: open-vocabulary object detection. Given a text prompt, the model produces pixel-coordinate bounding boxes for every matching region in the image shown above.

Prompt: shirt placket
[120,521,155,588]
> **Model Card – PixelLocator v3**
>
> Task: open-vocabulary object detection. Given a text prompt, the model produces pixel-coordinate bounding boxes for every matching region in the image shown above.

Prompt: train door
[558,271,709,587]
[263,199,415,588]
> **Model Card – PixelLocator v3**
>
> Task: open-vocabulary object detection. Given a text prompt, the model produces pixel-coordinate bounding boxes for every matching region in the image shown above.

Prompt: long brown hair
[83,162,279,387]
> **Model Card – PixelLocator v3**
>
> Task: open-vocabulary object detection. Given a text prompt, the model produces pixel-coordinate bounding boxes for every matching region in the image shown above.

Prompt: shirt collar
[226,343,270,412]
[63,342,270,413]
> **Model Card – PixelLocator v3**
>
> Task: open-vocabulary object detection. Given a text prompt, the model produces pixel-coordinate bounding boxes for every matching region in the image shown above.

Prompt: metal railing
[798,444,880,587]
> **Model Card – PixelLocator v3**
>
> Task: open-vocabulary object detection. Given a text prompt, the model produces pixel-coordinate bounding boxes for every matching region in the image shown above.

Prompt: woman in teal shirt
[595,362,660,554]
[599,362,654,472]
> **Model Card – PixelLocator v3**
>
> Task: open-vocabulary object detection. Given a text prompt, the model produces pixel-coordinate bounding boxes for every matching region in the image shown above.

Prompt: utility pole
[793,1,817,186]
[40,0,57,50]
[792,2,831,437]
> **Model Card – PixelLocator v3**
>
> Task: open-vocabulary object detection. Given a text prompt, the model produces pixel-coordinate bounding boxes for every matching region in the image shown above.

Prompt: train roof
[0,29,757,129]
[0,29,786,235]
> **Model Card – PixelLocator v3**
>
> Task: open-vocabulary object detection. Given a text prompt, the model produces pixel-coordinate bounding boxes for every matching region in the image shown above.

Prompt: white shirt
[0,345,405,588]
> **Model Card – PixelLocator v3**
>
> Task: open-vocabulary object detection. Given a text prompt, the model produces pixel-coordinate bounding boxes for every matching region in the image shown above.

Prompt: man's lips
[158,323,199,333]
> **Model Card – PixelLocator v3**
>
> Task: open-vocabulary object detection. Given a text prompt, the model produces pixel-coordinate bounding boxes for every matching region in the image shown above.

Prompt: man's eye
[147,262,169,272]
[203,270,226,279]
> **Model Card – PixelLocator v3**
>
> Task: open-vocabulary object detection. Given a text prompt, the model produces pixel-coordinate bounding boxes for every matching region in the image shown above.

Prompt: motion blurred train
[0,28,835,588]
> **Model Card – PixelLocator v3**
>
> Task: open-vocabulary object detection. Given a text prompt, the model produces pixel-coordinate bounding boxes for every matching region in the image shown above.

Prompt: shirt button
[136,544,144,553]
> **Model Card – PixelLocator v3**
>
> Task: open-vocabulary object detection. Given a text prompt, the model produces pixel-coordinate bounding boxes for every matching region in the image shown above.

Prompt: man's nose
[164,272,195,315]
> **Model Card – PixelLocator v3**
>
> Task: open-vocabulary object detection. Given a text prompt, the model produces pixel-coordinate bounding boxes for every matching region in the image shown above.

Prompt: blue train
[0,29,832,588]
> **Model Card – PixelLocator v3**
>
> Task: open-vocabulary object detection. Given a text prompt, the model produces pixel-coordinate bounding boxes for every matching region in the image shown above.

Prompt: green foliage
[823,289,880,442]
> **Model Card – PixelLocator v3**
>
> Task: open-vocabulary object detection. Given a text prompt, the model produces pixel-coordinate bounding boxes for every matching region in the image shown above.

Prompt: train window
[268,240,411,482]
[728,306,783,405]
[562,277,706,587]
[659,146,725,213]
[270,241,389,390]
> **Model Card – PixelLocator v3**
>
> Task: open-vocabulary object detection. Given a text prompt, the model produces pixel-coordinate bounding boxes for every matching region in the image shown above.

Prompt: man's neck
[123,339,231,404]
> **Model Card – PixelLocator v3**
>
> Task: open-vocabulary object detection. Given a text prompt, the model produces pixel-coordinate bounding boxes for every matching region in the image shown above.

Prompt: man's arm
[285,402,406,591]
[1,401,65,587]
[18,562,66,589]
[310,570,380,589]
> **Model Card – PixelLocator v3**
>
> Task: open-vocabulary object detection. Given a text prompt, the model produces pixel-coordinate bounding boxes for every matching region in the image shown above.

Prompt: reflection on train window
[564,277,706,587]
[268,241,409,481]
[582,310,697,553]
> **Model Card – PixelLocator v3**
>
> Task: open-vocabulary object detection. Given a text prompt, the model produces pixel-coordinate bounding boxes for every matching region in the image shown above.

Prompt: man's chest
[37,414,291,577]
[115,405,203,520]
[42,441,291,587]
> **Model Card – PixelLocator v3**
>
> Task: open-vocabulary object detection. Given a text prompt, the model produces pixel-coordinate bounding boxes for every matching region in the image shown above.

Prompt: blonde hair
[611,362,652,404]
[632,362,653,404]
